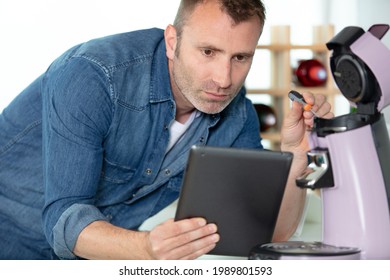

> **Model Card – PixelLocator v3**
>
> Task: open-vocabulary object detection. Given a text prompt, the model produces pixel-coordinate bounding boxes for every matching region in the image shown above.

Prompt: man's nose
[214,60,232,89]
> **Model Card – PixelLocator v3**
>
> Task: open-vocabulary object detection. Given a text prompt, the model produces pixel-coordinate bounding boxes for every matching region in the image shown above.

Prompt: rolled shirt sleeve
[52,204,108,259]
[41,56,113,259]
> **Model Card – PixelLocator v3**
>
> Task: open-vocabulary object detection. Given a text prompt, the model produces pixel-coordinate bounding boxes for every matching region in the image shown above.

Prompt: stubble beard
[171,60,238,115]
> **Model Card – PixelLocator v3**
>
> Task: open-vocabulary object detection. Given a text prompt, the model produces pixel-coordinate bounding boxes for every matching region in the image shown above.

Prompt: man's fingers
[167,231,220,260]
[178,241,219,260]
[148,218,219,259]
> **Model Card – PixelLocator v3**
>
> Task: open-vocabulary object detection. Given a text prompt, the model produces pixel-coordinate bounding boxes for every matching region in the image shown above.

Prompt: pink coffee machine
[250,24,390,260]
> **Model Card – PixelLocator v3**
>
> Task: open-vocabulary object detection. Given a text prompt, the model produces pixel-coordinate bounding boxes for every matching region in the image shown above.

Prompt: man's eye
[202,49,214,56]
[235,55,247,62]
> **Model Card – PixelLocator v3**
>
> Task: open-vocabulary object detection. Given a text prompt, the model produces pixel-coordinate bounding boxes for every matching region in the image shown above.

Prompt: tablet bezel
[174,145,293,257]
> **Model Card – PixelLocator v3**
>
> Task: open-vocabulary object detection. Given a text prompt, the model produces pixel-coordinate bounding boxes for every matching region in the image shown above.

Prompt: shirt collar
[149,38,173,103]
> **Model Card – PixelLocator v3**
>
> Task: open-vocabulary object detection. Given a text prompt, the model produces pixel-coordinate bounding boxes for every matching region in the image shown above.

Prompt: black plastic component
[313,112,381,137]
[371,115,390,215]
[368,24,390,39]
[296,148,335,190]
[249,241,360,260]
[326,26,382,113]
[326,26,365,50]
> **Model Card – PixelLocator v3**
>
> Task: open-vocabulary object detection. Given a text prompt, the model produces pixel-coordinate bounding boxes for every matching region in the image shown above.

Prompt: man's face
[167,1,262,115]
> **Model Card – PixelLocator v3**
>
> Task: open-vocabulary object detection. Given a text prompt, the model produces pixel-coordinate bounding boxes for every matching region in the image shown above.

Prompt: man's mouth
[204,91,230,101]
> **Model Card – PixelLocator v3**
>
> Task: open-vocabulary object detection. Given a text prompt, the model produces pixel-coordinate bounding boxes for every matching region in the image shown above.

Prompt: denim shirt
[1,28,262,259]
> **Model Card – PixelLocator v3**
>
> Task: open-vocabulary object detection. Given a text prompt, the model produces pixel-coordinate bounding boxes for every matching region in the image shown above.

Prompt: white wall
[0,0,180,110]
[357,0,390,46]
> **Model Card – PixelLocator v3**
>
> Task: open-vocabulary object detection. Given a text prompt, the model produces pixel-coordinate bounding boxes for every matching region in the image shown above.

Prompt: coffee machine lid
[350,25,390,111]
[327,24,390,113]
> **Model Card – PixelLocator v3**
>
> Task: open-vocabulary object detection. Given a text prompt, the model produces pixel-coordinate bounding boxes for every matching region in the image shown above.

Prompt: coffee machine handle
[296,149,334,189]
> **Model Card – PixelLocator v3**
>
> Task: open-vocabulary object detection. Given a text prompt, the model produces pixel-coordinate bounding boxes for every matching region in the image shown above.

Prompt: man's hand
[145,218,219,260]
[281,91,333,154]
[74,218,218,260]
[273,91,333,241]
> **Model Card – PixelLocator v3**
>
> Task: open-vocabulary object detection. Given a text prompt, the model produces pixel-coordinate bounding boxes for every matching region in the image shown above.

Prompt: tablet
[174,145,293,257]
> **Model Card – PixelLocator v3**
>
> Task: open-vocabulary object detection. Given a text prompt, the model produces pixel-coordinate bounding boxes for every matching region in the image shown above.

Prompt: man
[0,0,332,260]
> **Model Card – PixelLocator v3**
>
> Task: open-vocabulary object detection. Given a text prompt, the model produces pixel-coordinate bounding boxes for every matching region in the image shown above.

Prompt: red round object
[295,59,327,87]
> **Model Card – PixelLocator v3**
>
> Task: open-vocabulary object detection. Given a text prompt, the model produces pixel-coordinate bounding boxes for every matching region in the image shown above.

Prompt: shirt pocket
[96,158,137,206]
[100,158,135,183]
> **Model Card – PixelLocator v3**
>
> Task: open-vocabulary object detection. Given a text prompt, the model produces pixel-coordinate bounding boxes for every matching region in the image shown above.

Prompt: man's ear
[164,24,177,60]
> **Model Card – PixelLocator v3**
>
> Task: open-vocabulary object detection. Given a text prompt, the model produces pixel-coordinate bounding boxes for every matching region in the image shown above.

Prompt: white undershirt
[166,110,198,152]
[140,110,199,232]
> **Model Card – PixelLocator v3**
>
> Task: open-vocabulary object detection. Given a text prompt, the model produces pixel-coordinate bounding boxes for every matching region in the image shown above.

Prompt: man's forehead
[182,12,261,51]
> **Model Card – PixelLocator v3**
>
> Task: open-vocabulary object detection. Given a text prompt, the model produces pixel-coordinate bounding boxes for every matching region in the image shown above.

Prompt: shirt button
[145,168,152,175]
[165,169,171,175]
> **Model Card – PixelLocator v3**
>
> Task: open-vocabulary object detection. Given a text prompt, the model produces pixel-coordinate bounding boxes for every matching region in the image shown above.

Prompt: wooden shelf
[256,44,329,52]
[247,25,339,150]
[247,86,340,96]
[260,131,282,142]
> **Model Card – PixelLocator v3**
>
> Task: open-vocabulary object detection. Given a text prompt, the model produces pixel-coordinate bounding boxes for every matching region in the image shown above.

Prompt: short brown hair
[173,0,266,38]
